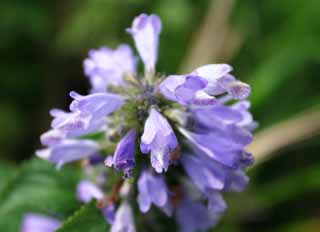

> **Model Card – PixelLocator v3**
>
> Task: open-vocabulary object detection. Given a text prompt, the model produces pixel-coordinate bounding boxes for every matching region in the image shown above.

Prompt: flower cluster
[23,13,256,232]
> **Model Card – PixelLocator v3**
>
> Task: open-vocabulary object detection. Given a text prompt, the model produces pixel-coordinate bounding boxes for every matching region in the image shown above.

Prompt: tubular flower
[20,214,61,232]
[34,13,256,232]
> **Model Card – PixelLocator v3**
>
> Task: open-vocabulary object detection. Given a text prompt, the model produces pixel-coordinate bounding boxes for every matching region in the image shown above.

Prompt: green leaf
[57,202,109,232]
[0,161,17,193]
[0,158,82,232]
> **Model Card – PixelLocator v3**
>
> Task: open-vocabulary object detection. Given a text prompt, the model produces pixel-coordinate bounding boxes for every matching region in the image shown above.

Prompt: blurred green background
[0,0,319,231]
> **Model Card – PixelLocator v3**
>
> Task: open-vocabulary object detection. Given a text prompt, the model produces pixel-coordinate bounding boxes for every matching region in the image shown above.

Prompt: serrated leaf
[57,201,109,232]
[0,158,82,232]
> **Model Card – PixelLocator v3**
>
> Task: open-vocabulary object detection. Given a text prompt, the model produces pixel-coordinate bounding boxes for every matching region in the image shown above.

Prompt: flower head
[35,13,256,232]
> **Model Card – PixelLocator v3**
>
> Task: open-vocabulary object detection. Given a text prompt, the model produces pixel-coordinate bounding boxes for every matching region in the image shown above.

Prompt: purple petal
[159,75,216,106]
[76,180,104,203]
[176,197,219,232]
[36,139,99,168]
[159,75,186,102]
[69,91,124,119]
[127,14,161,72]
[137,170,168,213]
[192,64,251,99]
[49,109,106,137]
[104,155,114,167]
[40,129,66,146]
[181,154,226,192]
[218,74,250,99]
[141,108,177,173]
[224,169,249,192]
[111,202,136,232]
[206,191,227,214]
[109,129,136,176]
[83,44,137,93]
[101,204,115,225]
[21,214,61,232]
[192,64,232,95]
[137,172,152,213]
[180,127,251,168]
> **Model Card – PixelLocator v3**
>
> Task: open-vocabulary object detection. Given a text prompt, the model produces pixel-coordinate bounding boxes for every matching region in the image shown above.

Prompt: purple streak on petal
[76,180,104,203]
[84,44,136,92]
[111,202,136,232]
[127,14,161,72]
[137,170,168,213]
[21,214,61,232]
[140,108,177,173]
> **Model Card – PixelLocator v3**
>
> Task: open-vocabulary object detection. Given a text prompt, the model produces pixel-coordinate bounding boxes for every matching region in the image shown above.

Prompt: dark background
[1,0,320,231]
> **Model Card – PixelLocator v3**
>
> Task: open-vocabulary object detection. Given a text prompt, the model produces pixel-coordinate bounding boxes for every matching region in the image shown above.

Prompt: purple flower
[76,180,104,203]
[84,45,137,93]
[101,204,116,225]
[20,214,61,232]
[176,197,220,232]
[179,123,252,168]
[181,154,226,191]
[206,190,227,213]
[127,14,161,72]
[49,109,105,137]
[111,202,136,232]
[224,169,249,192]
[36,139,99,168]
[35,13,255,232]
[230,100,257,130]
[182,149,250,194]
[159,75,216,106]
[40,129,66,146]
[140,108,178,173]
[105,129,136,177]
[76,180,116,225]
[192,64,250,99]
[69,91,124,119]
[137,170,168,213]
